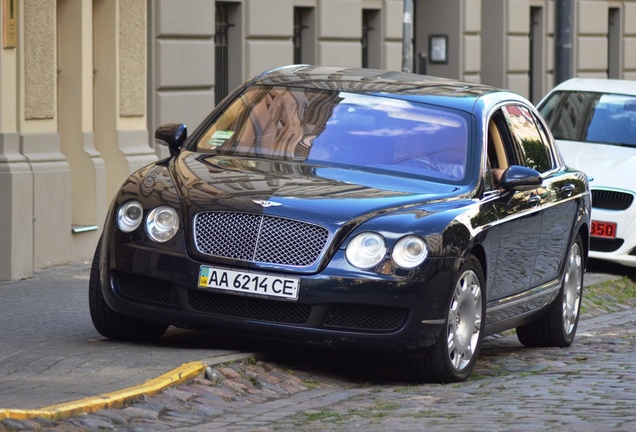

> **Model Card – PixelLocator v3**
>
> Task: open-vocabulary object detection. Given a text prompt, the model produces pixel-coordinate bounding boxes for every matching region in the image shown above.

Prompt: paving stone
[3,266,636,430]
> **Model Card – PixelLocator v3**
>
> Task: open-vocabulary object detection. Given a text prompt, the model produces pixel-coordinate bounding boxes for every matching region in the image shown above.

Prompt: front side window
[540,91,636,147]
[193,86,471,182]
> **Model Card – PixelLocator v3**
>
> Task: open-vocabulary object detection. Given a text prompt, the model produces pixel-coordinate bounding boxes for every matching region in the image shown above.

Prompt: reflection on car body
[538,78,636,268]
[90,65,591,383]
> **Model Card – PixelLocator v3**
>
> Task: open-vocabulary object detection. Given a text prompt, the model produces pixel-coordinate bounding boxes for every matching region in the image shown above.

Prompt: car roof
[248,65,526,114]
[549,78,636,96]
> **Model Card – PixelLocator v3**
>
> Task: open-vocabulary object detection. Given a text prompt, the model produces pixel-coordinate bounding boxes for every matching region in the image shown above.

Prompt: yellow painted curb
[0,361,207,421]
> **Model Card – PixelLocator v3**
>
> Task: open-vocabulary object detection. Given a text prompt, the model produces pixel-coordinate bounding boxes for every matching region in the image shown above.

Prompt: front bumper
[589,208,636,267]
[100,236,457,353]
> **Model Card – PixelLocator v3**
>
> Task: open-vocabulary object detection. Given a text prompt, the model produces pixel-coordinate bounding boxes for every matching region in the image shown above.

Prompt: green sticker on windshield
[208,130,234,147]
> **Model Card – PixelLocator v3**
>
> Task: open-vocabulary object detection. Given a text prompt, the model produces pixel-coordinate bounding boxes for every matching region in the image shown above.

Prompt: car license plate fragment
[591,220,617,239]
[198,265,299,300]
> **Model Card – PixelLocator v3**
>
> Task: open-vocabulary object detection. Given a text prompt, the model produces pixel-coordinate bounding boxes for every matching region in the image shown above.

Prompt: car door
[486,108,543,301]
[503,105,579,287]
[526,111,580,286]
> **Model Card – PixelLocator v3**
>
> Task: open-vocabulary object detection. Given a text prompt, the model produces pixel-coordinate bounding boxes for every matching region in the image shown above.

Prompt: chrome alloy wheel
[447,269,483,371]
[562,241,583,336]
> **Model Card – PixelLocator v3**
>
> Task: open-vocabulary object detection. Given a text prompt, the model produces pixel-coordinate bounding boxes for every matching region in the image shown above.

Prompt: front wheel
[89,239,169,342]
[405,255,486,383]
[516,233,584,347]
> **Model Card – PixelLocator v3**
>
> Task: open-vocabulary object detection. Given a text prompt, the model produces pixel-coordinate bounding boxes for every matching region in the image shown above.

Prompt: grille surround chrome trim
[193,211,330,267]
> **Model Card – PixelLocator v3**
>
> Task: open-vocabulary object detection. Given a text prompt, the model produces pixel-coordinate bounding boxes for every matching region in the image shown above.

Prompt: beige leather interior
[488,121,508,169]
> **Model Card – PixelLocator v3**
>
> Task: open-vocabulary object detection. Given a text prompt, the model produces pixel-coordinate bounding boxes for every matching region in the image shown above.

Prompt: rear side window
[503,105,554,173]
[540,90,636,147]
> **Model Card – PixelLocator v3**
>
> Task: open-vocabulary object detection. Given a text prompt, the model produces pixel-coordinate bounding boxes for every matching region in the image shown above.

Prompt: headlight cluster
[116,200,180,243]
[345,232,428,270]
[345,232,386,269]
[393,236,427,268]
[116,201,143,233]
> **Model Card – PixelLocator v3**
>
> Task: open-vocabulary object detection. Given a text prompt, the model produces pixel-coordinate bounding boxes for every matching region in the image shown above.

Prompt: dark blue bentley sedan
[90,65,591,383]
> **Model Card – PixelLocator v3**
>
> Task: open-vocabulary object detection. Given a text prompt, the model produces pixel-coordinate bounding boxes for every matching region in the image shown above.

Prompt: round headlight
[393,236,428,268]
[145,206,179,242]
[116,201,143,233]
[346,232,387,269]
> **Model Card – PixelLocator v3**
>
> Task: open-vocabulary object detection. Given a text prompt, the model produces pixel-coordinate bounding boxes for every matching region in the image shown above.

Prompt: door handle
[561,184,575,197]
[528,195,541,207]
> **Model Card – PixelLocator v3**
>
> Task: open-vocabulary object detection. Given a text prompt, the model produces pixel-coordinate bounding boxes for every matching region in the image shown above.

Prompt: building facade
[1,0,635,280]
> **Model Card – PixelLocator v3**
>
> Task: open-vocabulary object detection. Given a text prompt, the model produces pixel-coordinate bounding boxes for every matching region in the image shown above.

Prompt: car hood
[556,140,636,190]
[170,151,464,227]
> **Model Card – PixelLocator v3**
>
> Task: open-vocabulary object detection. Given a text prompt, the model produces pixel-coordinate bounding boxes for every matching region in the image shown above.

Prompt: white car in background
[538,78,636,268]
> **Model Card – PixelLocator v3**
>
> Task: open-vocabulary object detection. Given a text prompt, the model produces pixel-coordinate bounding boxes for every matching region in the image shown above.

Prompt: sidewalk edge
[0,361,208,421]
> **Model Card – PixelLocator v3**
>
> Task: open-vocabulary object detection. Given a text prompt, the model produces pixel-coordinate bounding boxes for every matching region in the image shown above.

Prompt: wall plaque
[3,0,17,48]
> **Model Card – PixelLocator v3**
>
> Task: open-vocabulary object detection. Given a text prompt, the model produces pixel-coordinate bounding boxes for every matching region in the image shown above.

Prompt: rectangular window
[293,8,314,65]
[608,8,621,79]
[215,3,232,105]
[362,9,381,69]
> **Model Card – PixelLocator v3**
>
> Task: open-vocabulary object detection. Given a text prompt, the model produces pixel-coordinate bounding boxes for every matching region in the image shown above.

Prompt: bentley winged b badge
[252,199,282,208]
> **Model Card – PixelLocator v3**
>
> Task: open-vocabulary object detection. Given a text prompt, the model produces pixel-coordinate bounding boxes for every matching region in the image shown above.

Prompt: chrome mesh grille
[194,212,330,266]
[591,189,634,211]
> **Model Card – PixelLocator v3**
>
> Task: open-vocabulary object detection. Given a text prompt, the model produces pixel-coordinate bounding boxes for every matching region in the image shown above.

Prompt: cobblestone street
[5,271,634,432]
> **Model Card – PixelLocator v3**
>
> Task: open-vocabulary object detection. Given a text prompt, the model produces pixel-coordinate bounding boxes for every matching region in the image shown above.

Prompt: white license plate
[198,266,299,300]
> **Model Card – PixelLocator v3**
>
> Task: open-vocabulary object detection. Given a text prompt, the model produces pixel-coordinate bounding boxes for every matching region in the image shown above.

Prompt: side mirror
[155,123,187,156]
[500,165,542,191]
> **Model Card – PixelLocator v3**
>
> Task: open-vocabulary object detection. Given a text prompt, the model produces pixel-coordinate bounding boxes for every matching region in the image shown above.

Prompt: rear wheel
[516,233,584,347]
[89,239,168,341]
[406,255,486,383]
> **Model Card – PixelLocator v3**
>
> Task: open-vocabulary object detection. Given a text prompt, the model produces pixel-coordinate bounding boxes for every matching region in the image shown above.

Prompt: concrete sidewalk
[0,262,254,418]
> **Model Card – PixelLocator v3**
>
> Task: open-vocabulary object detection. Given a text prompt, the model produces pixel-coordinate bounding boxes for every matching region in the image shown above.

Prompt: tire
[89,239,169,342]
[516,233,584,347]
[406,255,486,383]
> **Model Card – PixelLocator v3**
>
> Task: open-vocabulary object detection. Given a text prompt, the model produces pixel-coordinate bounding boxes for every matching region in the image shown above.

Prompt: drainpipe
[556,0,573,83]
[402,0,413,73]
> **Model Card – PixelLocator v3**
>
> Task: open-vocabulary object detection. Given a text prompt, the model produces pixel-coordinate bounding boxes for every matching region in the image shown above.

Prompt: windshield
[193,86,471,182]
[540,90,636,147]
